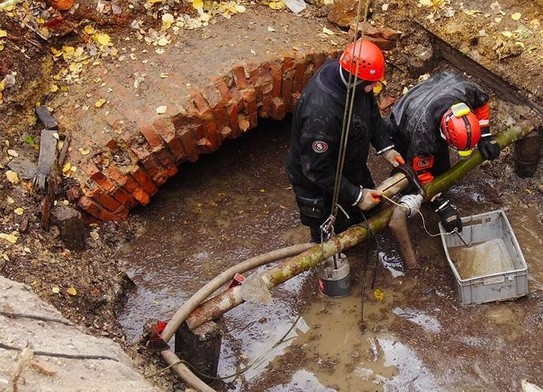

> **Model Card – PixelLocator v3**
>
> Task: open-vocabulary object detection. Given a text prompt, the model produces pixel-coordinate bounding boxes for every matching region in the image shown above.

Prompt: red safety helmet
[339,39,385,82]
[440,103,481,150]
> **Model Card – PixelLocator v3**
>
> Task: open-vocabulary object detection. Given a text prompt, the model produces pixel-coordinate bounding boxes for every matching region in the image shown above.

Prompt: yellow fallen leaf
[14,207,24,215]
[66,287,77,296]
[373,82,383,94]
[78,147,90,155]
[511,12,521,21]
[501,31,513,38]
[193,0,203,9]
[156,105,167,114]
[52,286,60,294]
[95,98,107,108]
[6,196,14,204]
[0,29,7,38]
[62,162,72,174]
[84,25,96,34]
[7,149,18,157]
[235,4,246,12]
[0,233,18,244]
[464,9,482,16]
[6,170,19,184]
[373,288,385,301]
[50,84,59,93]
[94,33,111,46]
[162,13,174,29]
[268,0,285,9]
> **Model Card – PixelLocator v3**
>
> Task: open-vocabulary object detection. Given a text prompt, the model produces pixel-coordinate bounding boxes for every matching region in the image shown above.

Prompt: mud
[119,112,543,391]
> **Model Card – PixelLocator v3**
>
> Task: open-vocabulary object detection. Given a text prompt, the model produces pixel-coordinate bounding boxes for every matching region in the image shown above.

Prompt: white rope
[326,0,372,240]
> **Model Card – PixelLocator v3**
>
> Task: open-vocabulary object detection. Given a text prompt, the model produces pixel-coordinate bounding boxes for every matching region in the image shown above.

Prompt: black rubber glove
[477,134,501,160]
[433,197,462,233]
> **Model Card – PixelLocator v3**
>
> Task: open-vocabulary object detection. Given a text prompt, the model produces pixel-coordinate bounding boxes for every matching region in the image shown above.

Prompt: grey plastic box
[439,209,529,305]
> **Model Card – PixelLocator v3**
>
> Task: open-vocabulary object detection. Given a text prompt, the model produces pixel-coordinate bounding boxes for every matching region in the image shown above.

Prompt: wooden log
[185,122,537,331]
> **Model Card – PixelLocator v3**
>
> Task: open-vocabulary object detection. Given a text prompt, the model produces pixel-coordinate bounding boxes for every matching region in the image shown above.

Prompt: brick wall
[69,50,341,221]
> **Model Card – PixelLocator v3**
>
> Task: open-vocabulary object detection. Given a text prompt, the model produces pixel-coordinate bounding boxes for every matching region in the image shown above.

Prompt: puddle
[117,117,543,391]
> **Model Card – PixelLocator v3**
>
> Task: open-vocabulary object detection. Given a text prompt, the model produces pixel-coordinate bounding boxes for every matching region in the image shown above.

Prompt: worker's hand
[434,197,462,233]
[382,149,405,167]
[477,134,501,160]
[357,188,382,211]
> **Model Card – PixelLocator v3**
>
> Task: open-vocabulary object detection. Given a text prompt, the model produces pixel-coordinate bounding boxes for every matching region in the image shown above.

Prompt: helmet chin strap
[339,66,366,88]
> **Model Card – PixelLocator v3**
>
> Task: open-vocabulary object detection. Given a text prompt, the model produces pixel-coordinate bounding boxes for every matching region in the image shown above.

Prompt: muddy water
[118,118,543,391]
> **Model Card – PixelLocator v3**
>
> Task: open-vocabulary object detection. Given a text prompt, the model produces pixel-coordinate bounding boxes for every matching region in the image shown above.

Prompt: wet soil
[2,0,543,391]
[119,113,543,391]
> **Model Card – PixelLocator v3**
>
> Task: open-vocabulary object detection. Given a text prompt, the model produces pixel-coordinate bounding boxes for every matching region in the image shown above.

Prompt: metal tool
[318,253,351,297]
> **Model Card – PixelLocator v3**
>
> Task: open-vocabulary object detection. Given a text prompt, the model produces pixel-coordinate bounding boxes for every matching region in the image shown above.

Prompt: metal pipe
[388,204,418,269]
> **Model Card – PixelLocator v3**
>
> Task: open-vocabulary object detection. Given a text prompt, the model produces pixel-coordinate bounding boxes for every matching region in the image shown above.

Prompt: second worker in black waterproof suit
[286,39,404,243]
[384,71,501,233]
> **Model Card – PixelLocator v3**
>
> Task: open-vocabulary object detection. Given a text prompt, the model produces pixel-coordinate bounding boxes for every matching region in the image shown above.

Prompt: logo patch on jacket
[312,141,328,153]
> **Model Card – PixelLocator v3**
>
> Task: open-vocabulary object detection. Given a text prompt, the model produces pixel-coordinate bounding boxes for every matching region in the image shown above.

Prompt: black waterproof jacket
[386,71,489,161]
[286,59,393,207]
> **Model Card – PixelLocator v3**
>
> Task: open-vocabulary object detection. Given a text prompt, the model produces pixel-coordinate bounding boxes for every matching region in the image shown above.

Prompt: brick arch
[69,50,341,221]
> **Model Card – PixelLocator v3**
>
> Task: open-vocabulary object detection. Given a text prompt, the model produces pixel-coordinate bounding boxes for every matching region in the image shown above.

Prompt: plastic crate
[439,209,528,305]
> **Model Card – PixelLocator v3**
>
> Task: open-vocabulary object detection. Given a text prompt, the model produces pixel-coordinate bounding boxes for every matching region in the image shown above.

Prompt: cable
[381,194,458,237]
[326,0,371,237]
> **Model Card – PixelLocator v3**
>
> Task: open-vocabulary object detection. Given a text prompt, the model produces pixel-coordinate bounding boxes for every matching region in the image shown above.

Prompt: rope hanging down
[321,0,372,242]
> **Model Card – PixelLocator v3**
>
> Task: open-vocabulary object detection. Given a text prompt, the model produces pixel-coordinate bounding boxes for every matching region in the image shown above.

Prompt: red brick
[84,187,125,213]
[224,99,242,139]
[154,146,177,171]
[81,162,116,192]
[190,91,212,115]
[270,60,283,98]
[281,56,296,110]
[108,164,151,205]
[241,88,258,128]
[308,52,327,84]
[259,93,272,118]
[124,134,174,184]
[111,186,139,209]
[214,76,233,100]
[140,154,167,184]
[291,57,307,97]
[139,124,179,170]
[140,126,164,150]
[219,127,233,140]
[111,205,129,220]
[232,65,249,89]
[214,78,242,138]
[152,118,186,162]
[238,114,250,133]
[131,166,158,196]
[189,92,219,151]
[202,84,229,138]
[270,97,286,121]
[176,125,199,162]
[105,138,119,150]
[78,196,124,221]
[246,63,264,104]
